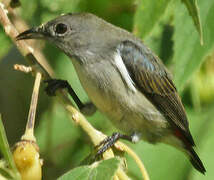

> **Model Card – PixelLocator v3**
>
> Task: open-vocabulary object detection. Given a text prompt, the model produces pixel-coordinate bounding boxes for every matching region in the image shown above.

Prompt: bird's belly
[78,71,123,121]
[73,61,169,142]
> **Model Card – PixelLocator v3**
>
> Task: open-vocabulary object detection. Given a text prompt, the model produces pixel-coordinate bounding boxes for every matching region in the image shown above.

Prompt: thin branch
[0,2,149,180]
[117,142,150,180]
[21,71,42,142]
[14,64,32,73]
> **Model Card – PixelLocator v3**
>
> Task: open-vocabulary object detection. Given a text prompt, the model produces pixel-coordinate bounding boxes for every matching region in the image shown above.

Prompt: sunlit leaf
[58,158,120,180]
[181,0,203,44]
[173,0,214,91]
[133,0,171,38]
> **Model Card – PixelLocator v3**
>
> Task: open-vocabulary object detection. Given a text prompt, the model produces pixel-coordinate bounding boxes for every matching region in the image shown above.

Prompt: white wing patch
[114,50,136,93]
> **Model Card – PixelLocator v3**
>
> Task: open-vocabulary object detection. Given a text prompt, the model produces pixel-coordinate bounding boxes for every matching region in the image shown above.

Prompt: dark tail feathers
[188,147,206,174]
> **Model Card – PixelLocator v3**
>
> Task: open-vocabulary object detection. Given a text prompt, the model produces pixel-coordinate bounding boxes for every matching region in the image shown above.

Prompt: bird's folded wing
[117,40,194,146]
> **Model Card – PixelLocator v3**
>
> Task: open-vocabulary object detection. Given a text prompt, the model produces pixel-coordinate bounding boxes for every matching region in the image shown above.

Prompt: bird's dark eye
[55,23,68,34]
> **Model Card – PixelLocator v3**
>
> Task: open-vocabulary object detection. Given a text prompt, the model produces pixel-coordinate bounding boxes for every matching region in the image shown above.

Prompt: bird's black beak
[16,26,46,40]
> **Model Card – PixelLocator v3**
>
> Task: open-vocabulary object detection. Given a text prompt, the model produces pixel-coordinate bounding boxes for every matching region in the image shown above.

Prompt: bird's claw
[95,132,122,158]
[80,102,96,116]
[44,79,68,96]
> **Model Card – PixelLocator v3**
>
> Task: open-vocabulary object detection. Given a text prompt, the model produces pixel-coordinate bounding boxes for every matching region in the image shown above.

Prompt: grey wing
[117,40,195,146]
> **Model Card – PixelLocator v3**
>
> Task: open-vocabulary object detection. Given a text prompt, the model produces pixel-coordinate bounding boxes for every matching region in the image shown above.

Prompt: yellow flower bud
[13,141,42,180]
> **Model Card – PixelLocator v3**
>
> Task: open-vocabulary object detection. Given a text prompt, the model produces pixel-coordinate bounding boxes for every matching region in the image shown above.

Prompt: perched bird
[16,13,206,174]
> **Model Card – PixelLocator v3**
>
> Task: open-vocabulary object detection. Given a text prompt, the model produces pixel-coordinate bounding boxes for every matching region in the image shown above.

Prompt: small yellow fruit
[13,141,42,180]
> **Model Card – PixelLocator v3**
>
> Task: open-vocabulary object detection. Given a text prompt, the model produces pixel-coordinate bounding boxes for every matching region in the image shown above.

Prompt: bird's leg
[95,132,138,157]
[44,79,96,115]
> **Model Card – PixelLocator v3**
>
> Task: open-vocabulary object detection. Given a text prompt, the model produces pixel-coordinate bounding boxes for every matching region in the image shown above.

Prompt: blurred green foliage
[173,0,214,91]
[0,0,214,179]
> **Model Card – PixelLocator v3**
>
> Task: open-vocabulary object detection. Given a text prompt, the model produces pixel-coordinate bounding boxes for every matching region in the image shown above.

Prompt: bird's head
[17,13,115,59]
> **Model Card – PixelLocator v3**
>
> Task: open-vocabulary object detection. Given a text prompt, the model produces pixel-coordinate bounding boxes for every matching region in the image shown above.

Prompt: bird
[16,12,206,174]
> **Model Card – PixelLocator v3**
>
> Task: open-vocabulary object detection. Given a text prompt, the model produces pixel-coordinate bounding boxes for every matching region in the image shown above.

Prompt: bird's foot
[44,79,68,96]
[80,102,96,116]
[44,79,96,115]
[95,132,132,157]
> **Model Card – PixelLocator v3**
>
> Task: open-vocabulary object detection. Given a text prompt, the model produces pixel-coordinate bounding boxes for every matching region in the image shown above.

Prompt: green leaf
[181,0,203,44]
[173,0,214,91]
[79,0,134,31]
[58,158,120,180]
[133,0,171,38]
[143,2,175,63]
[0,115,20,179]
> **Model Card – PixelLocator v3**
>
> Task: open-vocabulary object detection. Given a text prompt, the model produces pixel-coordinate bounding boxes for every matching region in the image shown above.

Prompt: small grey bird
[16,13,205,174]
